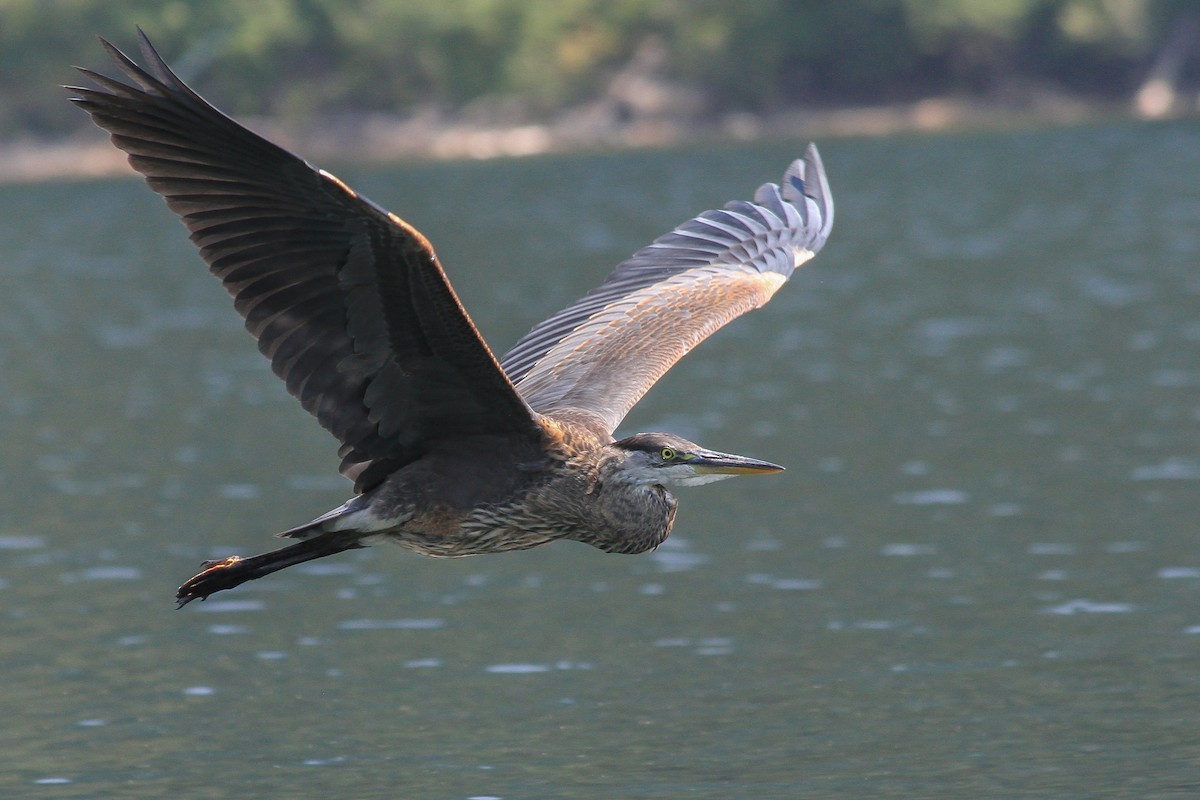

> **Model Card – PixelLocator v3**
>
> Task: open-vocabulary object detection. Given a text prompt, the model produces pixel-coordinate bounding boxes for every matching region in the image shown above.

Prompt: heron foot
[176,556,244,608]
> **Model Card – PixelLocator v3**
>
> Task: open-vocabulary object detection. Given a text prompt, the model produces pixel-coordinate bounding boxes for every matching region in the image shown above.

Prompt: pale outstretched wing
[70,32,542,492]
[500,146,833,436]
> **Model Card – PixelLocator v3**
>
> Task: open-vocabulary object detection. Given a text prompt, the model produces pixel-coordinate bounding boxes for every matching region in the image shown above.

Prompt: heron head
[611,433,784,487]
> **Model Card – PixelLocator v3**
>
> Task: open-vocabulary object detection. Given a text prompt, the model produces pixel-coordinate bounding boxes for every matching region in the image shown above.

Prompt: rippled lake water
[2,121,1199,797]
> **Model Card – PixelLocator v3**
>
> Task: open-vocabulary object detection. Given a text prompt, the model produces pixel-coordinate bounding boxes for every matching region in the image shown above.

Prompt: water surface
[2,121,1199,798]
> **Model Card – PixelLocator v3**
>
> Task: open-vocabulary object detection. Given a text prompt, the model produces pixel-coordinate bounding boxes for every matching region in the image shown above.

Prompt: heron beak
[691,450,785,476]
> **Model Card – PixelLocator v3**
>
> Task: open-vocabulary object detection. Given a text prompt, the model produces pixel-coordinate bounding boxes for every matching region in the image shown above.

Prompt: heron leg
[176,533,367,608]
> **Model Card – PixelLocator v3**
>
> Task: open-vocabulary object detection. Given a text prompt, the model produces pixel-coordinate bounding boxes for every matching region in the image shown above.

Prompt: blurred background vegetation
[3,0,1199,143]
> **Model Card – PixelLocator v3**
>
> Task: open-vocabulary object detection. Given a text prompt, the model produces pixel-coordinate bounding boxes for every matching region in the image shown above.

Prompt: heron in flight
[70,32,834,607]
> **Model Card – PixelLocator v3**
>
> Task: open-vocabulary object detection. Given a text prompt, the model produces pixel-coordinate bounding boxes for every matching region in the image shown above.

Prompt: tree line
[2,0,1195,137]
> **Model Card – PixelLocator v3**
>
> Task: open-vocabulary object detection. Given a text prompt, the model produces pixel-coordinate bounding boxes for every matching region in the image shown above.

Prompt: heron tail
[274,496,368,540]
[175,532,367,608]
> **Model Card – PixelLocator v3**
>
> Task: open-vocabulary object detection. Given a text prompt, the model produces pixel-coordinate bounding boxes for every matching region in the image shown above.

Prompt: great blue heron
[70,32,834,607]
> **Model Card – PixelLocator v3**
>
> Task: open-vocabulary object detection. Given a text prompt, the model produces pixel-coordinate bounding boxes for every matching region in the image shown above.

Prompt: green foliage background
[2,0,1194,136]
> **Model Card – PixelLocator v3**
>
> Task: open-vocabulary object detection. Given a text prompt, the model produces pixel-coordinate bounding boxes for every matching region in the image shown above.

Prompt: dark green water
[2,121,1199,798]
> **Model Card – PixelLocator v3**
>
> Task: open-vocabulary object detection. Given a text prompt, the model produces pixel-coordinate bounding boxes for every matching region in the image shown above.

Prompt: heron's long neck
[553,449,677,554]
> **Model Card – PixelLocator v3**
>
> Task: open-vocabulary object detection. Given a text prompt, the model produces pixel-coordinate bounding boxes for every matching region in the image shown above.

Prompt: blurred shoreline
[0,90,1159,184]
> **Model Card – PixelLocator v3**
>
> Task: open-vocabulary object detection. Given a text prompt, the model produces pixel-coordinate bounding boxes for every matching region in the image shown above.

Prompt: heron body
[333,426,680,558]
[70,32,834,607]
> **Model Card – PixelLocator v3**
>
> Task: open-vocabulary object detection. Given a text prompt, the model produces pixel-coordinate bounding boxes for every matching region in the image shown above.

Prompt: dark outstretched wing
[70,31,542,492]
[500,146,834,436]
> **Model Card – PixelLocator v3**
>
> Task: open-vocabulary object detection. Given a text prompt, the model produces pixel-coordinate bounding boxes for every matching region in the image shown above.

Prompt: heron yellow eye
[660,448,676,461]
